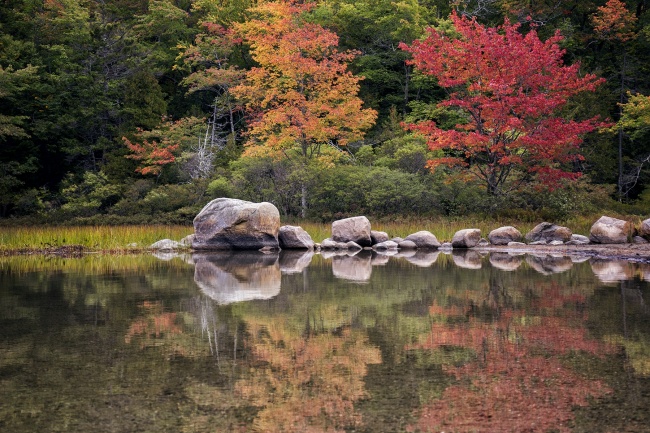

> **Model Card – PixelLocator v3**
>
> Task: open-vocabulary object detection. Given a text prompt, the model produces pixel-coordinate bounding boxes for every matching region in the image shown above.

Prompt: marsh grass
[0,225,194,251]
[0,213,614,252]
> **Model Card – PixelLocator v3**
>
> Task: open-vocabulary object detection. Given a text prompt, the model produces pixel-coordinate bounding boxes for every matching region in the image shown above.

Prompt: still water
[1,249,649,433]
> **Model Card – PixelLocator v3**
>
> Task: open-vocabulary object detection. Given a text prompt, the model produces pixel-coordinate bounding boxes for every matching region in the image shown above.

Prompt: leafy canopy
[231,0,377,164]
[400,12,606,194]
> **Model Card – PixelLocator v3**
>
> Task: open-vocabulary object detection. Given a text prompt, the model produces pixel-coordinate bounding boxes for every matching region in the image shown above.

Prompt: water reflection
[489,252,522,271]
[1,250,650,433]
[526,254,573,275]
[452,249,483,269]
[193,252,281,304]
[590,259,636,283]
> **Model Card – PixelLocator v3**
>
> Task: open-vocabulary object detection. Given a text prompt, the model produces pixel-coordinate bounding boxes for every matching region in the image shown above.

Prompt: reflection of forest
[0,253,649,432]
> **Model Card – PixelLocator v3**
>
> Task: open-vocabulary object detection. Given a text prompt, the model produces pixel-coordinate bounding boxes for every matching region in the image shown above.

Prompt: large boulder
[404,231,441,249]
[279,225,314,250]
[488,226,522,245]
[451,228,481,248]
[332,216,372,247]
[589,215,634,244]
[525,222,572,243]
[192,198,280,250]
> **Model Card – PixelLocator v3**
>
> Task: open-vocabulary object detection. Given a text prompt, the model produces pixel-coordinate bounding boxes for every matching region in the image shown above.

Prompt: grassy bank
[0,213,635,252]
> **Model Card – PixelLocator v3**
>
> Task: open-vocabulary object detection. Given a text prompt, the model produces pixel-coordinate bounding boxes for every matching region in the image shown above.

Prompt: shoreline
[2,243,650,263]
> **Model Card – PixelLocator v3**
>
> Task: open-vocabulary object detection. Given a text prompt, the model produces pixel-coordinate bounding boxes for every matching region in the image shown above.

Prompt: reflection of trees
[409,278,614,433]
[235,317,381,432]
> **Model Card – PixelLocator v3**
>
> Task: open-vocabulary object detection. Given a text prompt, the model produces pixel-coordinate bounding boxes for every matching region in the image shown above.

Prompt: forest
[1,0,649,224]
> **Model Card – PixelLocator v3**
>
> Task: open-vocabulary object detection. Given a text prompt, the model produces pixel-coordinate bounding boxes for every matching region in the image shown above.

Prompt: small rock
[151,239,183,251]
[279,225,315,250]
[530,240,547,245]
[371,230,390,245]
[633,236,648,244]
[507,241,526,246]
[488,226,523,245]
[451,228,482,248]
[398,240,418,250]
[549,240,564,246]
[373,240,399,251]
[404,231,441,249]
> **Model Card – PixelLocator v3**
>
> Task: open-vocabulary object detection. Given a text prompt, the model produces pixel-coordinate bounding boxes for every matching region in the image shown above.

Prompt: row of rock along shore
[150,198,650,252]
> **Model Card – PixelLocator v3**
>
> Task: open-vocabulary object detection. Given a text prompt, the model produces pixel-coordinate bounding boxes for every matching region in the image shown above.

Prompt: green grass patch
[0,225,194,251]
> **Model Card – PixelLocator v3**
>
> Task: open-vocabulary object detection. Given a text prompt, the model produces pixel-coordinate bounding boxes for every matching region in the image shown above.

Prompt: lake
[1,249,649,432]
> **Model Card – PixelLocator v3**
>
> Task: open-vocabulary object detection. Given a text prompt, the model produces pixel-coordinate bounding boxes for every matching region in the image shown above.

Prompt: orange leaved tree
[231,0,377,217]
[400,12,606,195]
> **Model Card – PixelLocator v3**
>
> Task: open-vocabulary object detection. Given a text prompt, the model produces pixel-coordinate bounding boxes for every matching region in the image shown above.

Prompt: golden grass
[0,225,194,251]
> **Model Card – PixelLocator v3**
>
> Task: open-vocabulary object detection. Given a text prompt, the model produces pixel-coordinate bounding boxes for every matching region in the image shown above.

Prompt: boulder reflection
[489,252,522,271]
[279,250,314,274]
[526,254,573,275]
[452,250,483,269]
[331,251,373,282]
[193,252,281,304]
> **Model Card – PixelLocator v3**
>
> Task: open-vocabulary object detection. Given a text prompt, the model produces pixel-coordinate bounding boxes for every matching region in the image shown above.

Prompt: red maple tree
[400,13,606,194]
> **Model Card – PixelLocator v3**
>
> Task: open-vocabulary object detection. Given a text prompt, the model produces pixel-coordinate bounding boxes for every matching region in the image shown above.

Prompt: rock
[589,216,635,244]
[345,241,363,251]
[192,198,280,250]
[391,237,404,243]
[529,240,547,245]
[451,228,481,248]
[633,236,648,244]
[488,226,522,245]
[640,218,650,239]
[371,230,390,245]
[373,240,399,251]
[549,240,564,246]
[279,225,314,250]
[398,240,418,250]
[320,238,338,250]
[439,242,453,250]
[332,216,372,247]
[180,234,194,247]
[403,231,441,249]
[571,234,590,244]
[507,241,526,246]
[150,239,183,251]
[525,222,572,243]
[477,238,490,247]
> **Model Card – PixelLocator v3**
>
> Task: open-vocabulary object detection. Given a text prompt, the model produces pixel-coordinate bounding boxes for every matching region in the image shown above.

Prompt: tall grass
[0,225,194,251]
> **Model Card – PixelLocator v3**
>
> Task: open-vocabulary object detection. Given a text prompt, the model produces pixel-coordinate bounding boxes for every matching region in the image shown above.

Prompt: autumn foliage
[401,13,606,194]
[231,0,377,162]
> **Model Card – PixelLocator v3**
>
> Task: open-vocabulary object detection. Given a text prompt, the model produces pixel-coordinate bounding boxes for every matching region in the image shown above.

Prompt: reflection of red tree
[125,301,183,347]
[409,300,613,433]
[236,319,381,432]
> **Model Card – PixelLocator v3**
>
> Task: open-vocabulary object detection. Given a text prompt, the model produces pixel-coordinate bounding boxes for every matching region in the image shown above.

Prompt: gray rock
[192,198,280,250]
[589,216,635,244]
[332,216,372,247]
[507,241,526,246]
[398,240,418,250]
[404,230,441,249]
[451,228,481,248]
[151,239,183,251]
[529,240,547,245]
[571,234,590,244]
[180,234,194,247]
[488,226,523,245]
[477,238,490,247]
[345,241,363,251]
[279,225,315,250]
[320,238,338,250]
[640,218,650,239]
[391,237,404,243]
[371,230,390,245]
[373,240,399,251]
[633,236,648,244]
[525,222,572,243]
[549,240,564,246]
[439,242,453,250]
